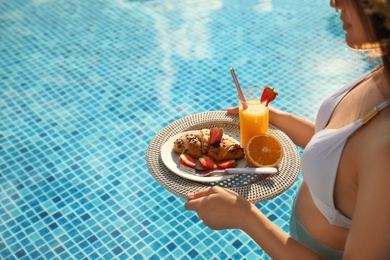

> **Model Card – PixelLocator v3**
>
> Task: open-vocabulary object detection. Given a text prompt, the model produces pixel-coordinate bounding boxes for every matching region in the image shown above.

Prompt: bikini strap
[362,99,390,124]
[377,99,390,112]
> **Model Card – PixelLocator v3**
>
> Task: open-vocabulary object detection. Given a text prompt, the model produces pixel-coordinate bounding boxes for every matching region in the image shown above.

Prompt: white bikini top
[301,67,390,229]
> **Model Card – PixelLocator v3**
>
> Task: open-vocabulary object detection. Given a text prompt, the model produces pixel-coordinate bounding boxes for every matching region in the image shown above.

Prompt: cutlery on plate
[179,164,277,177]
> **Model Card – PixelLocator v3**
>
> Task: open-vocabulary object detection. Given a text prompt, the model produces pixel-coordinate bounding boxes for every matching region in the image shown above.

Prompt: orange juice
[239,99,269,150]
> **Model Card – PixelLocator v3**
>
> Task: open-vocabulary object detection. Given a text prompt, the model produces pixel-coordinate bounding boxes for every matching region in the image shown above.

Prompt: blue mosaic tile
[0,0,382,259]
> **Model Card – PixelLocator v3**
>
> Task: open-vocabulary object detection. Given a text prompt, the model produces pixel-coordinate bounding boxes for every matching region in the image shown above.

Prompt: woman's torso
[296,65,390,251]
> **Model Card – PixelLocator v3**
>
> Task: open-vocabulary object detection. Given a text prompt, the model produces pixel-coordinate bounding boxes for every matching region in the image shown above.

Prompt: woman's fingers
[226,106,239,115]
[184,188,210,211]
[184,197,200,211]
[184,187,222,211]
[184,187,252,230]
[186,188,213,200]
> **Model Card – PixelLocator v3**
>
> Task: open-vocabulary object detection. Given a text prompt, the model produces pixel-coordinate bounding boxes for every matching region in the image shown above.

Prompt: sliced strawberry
[260,86,272,104]
[260,86,278,106]
[199,155,217,170]
[216,159,236,169]
[265,90,278,106]
[210,127,223,144]
[179,153,196,168]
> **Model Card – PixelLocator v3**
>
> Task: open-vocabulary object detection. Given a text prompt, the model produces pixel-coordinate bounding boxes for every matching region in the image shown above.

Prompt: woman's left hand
[184,186,253,230]
[226,106,239,115]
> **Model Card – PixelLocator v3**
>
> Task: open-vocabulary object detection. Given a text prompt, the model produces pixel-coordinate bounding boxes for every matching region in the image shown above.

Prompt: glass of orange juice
[238,85,269,151]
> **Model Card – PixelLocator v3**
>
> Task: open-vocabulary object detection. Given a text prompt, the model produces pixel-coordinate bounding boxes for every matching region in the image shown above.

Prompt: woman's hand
[185,187,323,259]
[184,186,253,230]
[226,106,239,115]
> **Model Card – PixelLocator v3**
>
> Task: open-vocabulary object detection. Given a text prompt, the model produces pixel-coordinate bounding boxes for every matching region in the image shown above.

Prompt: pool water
[0,0,380,259]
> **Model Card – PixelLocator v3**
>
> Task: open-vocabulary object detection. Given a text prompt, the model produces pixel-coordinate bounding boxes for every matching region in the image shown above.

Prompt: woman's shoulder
[358,108,390,174]
[354,107,390,172]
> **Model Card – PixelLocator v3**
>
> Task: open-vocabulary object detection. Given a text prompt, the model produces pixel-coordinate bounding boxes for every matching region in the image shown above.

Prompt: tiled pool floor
[0,0,380,259]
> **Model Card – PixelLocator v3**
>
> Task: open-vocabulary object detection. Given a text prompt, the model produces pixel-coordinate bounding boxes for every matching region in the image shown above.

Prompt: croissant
[173,129,245,161]
[207,138,245,161]
[195,129,210,154]
[173,132,203,158]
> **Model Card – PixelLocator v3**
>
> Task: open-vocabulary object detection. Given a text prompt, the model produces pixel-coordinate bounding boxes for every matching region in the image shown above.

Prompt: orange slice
[245,133,284,167]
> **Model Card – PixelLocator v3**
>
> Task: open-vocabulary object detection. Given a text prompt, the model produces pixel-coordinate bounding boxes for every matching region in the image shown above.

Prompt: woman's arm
[184,187,324,259]
[268,106,315,148]
[343,135,390,259]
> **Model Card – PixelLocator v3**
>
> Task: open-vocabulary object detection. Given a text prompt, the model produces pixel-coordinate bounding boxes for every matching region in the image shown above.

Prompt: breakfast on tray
[173,128,245,169]
[171,79,284,172]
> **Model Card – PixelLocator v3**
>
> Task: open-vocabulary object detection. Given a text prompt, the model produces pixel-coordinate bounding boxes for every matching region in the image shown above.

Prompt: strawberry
[199,155,217,170]
[210,127,223,144]
[179,153,196,168]
[216,159,236,169]
[260,85,278,106]
[260,85,273,103]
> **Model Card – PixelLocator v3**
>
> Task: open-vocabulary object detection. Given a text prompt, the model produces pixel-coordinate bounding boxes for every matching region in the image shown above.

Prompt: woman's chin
[345,38,366,51]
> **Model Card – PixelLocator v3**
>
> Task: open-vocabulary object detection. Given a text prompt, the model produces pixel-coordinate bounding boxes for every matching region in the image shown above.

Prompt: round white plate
[160,130,247,182]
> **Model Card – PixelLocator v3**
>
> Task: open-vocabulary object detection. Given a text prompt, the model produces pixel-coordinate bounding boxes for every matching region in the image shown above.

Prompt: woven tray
[146,111,300,204]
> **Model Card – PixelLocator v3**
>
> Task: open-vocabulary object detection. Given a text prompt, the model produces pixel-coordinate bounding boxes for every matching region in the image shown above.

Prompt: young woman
[184,1,390,259]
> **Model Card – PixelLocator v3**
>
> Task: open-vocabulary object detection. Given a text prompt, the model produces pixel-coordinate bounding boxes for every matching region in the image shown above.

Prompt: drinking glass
[238,85,269,150]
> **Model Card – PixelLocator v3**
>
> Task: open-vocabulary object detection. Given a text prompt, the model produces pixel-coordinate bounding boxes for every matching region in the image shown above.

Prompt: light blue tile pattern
[0,0,381,259]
